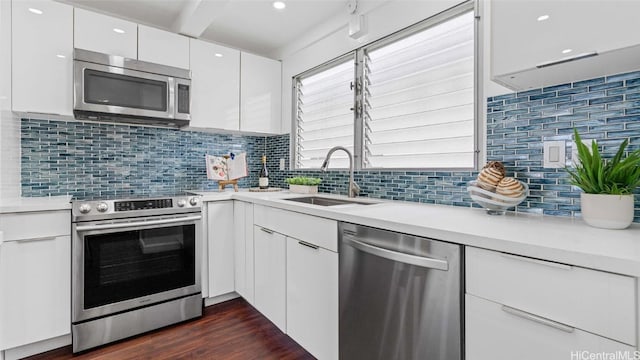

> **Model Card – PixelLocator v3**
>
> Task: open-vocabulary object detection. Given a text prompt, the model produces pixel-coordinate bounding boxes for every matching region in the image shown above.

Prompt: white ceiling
[59,0,351,59]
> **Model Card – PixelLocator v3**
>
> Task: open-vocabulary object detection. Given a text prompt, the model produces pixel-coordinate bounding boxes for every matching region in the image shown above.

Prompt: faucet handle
[350,181,361,198]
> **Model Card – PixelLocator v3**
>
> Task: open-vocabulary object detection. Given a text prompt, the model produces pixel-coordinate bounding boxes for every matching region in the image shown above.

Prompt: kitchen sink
[284,196,378,206]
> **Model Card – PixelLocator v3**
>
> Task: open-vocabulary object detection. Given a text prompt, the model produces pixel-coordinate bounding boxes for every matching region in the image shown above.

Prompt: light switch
[549,146,560,162]
[543,141,566,168]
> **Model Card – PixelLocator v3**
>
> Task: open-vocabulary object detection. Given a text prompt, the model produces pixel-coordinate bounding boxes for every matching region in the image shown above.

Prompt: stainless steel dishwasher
[339,222,462,360]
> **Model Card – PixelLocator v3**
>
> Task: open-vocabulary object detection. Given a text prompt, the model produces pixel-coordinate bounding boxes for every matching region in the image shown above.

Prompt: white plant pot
[580,193,635,229]
[289,184,318,194]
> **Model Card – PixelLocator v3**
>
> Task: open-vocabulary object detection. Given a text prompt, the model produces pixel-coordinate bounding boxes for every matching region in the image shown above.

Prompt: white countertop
[0,195,73,213]
[191,189,640,277]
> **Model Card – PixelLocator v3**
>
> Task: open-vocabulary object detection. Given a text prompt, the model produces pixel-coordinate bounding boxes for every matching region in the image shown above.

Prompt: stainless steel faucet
[320,146,360,198]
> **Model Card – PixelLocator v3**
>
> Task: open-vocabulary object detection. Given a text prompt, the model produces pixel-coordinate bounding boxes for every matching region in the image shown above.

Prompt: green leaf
[565,128,640,194]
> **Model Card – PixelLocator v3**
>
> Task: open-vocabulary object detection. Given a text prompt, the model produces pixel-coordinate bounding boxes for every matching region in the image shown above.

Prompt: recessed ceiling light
[113,28,125,34]
[215,53,223,58]
[56,54,66,59]
[273,1,286,10]
[562,49,572,54]
[537,14,549,21]
[28,8,43,15]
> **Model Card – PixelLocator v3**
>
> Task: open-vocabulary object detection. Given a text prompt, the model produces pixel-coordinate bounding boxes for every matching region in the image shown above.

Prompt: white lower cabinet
[0,233,70,350]
[207,201,235,298]
[253,225,286,332]
[233,201,254,304]
[286,236,338,360]
[466,294,635,360]
[465,246,637,359]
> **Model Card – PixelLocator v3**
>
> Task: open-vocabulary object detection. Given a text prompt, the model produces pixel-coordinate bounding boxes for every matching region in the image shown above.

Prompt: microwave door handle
[168,77,176,117]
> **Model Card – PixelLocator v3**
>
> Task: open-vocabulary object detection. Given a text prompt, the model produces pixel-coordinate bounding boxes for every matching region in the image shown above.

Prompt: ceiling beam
[171,0,230,38]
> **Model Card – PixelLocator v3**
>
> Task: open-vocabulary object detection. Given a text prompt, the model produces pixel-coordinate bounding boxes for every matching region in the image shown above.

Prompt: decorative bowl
[467,180,528,215]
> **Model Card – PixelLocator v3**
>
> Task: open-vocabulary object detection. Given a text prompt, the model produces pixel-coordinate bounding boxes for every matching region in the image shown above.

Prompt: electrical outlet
[279,158,285,170]
[571,139,595,166]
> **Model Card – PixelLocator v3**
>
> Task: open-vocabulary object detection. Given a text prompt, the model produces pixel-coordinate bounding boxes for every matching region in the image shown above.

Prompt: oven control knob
[189,197,199,206]
[96,202,109,212]
[177,199,186,207]
[78,203,91,214]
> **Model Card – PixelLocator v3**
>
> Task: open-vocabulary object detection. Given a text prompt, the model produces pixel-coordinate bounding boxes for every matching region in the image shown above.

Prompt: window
[293,1,478,170]
[293,56,355,169]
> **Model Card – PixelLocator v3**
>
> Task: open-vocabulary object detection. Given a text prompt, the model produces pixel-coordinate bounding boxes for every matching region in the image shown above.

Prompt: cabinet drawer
[253,205,337,252]
[0,210,70,241]
[466,246,636,346]
[466,294,634,360]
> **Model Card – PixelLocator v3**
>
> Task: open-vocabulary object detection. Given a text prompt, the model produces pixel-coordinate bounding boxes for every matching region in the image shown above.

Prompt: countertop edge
[194,190,640,277]
[0,196,73,213]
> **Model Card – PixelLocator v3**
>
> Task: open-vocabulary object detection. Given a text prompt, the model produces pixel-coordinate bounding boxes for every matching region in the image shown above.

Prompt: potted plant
[285,177,322,194]
[566,129,640,229]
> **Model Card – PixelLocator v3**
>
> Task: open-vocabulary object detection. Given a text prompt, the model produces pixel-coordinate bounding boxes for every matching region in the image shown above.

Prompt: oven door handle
[75,215,202,231]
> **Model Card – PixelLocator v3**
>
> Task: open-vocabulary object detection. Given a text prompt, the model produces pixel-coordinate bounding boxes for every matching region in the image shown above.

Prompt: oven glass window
[83,224,196,309]
[83,69,168,112]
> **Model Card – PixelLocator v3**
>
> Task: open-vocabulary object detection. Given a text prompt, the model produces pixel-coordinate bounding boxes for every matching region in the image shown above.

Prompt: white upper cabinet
[190,39,240,130]
[12,0,73,115]
[240,52,281,134]
[491,1,640,90]
[74,8,137,59]
[138,25,190,69]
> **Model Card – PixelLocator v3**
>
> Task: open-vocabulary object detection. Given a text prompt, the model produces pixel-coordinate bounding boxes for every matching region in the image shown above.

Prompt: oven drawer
[466,246,636,346]
[0,210,70,242]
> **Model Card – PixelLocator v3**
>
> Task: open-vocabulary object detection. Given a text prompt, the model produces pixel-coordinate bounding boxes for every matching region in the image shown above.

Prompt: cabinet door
[491,1,640,88]
[240,52,281,134]
[74,8,137,59]
[286,237,338,360]
[465,294,635,360]
[253,226,286,331]
[234,201,255,303]
[12,0,73,115]
[207,201,235,298]
[138,25,189,69]
[0,236,70,350]
[190,39,240,130]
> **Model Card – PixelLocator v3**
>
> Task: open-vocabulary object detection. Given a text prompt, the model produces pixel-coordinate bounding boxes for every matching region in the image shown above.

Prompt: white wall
[0,0,20,200]
[279,0,510,134]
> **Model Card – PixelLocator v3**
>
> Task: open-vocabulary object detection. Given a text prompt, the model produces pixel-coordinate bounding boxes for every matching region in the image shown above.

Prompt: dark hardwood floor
[26,298,315,360]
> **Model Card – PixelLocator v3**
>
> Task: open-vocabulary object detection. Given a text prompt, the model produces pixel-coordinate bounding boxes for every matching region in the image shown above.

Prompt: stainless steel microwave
[73,49,191,127]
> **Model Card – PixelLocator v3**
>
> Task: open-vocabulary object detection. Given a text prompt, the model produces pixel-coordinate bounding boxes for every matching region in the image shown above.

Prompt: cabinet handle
[500,252,572,271]
[260,227,274,234]
[536,51,598,68]
[15,236,57,243]
[298,241,319,250]
[501,305,575,333]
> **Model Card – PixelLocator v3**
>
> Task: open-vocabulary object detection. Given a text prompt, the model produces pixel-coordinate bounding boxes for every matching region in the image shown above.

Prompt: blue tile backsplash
[265,70,640,223]
[21,119,266,199]
[21,70,640,223]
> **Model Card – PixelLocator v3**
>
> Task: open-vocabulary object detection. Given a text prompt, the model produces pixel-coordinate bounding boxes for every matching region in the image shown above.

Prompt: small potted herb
[565,129,640,229]
[285,177,322,194]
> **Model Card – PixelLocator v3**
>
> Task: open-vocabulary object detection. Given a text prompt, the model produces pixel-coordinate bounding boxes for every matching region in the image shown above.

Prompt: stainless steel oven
[73,48,191,127]
[71,196,202,353]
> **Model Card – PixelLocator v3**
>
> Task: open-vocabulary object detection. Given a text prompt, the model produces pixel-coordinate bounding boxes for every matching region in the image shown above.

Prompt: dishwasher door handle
[342,234,449,271]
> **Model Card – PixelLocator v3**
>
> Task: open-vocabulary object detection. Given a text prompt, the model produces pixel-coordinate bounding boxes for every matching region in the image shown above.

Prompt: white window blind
[294,57,355,169]
[363,10,475,169]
